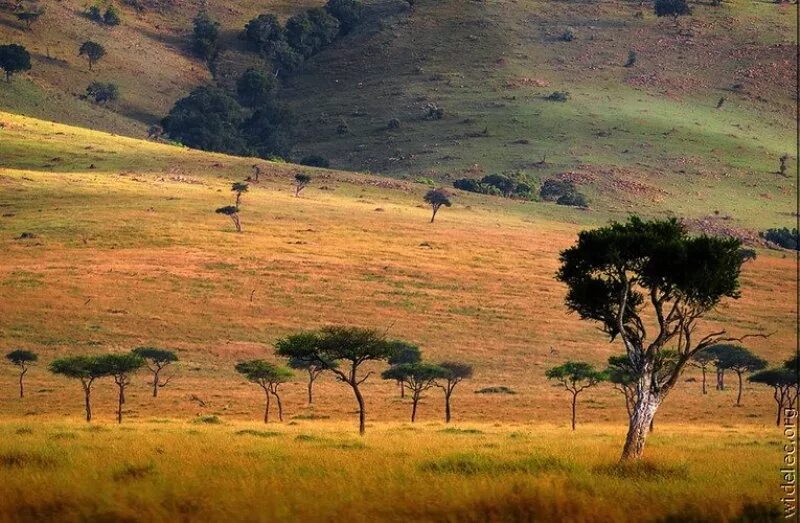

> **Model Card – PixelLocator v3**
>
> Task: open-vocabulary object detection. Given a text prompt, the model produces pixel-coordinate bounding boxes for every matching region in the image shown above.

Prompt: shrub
[453,174,532,199]
[236,68,275,108]
[86,81,119,103]
[336,121,350,135]
[453,178,483,192]
[624,50,637,67]
[425,103,444,120]
[103,5,121,25]
[325,0,363,34]
[387,118,401,129]
[556,191,588,207]
[269,41,304,77]
[244,14,285,54]
[192,11,220,62]
[545,91,570,102]
[300,154,330,168]
[475,386,516,394]
[560,27,575,41]
[762,227,798,250]
[539,179,574,201]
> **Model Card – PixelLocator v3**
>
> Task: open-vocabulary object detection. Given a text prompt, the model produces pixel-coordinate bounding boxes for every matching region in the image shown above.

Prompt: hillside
[0,112,794,427]
[0,0,796,232]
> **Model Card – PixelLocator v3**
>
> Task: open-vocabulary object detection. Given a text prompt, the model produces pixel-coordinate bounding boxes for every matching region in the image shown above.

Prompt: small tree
[654,0,691,26]
[545,361,605,430]
[86,81,119,104]
[294,173,311,197]
[0,44,31,83]
[714,345,767,405]
[424,188,452,223]
[382,363,448,422]
[79,41,105,71]
[235,360,293,422]
[435,361,473,423]
[749,367,798,426]
[5,349,37,398]
[97,354,145,423]
[386,341,421,398]
[216,205,241,232]
[689,349,718,394]
[192,10,220,63]
[231,182,249,207]
[276,326,393,434]
[132,347,178,398]
[276,332,337,404]
[49,356,109,422]
[16,8,44,31]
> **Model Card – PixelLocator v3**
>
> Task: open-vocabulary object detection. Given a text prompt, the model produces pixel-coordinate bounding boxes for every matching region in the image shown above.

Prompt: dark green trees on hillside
[241,103,294,159]
[162,87,247,154]
[132,347,178,398]
[0,44,31,82]
[192,10,220,63]
[5,349,37,398]
[557,216,755,460]
[235,360,293,423]
[325,0,363,34]
[86,81,119,104]
[236,68,275,108]
[79,41,106,70]
[545,361,605,430]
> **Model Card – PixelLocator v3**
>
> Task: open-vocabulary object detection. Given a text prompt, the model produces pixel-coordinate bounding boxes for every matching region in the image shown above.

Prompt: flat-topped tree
[557,216,763,460]
[79,41,105,71]
[276,326,393,434]
[294,174,311,197]
[424,188,452,223]
[382,363,448,422]
[231,182,249,207]
[0,44,31,83]
[216,205,241,232]
[387,340,421,398]
[689,349,718,395]
[714,345,767,406]
[5,349,37,398]
[49,356,109,422]
[276,332,337,404]
[132,347,178,398]
[235,360,293,422]
[545,361,605,431]
[749,367,798,426]
[97,354,145,423]
[435,361,473,423]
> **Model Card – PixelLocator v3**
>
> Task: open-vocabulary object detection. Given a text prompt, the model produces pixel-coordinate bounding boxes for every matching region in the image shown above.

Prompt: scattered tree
[435,361,473,423]
[689,349,718,394]
[714,345,767,405]
[654,0,691,26]
[236,68,275,108]
[86,81,119,103]
[216,205,241,232]
[5,349,37,398]
[276,332,337,404]
[132,347,178,398]
[424,188,452,223]
[545,361,605,430]
[387,341,421,398]
[231,182,249,207]
[15,7,44,30]
[97,354,144,423]
[235,360,293,422]
[749,366,798,426]
[79,41,106,71]
[557,216,759,459]
[192,10,220,63]
[294,173,311,197]
[382,363,449,422]
[276,326,393,434]
[49,356,108,422]
[0,44,31,82]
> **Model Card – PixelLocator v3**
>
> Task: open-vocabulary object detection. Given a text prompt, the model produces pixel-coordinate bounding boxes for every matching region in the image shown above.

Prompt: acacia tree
[79,41,105,70]
[606,355,636,418]
[689,349,717,394]
[382,363,448,422]
[276,326,393,434]
[424,188,452,223]
[97,354,145,423]
[294,173,311,197]
[387,340,421,398]
[557,217,761,460]
[714,345,767,406]
[0,44,31,82]
[435,361,473,423]
[235,360,293,422]
[231,182,249,206]
[132,347,178,398]
[5,349,37,398]
[216,205,241,232]
[749,366,798,426]
[276,332,337,404]
[49,356,109,422]
[545,361,605,431]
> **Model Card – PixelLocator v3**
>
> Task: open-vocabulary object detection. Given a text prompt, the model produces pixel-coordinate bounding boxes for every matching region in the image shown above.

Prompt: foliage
[15,7,44,30]
[325,0,363,34]
[654,0,691,20]
[299,154,330,168]
[86,81,119,104]
[235,360,293,386]
[192,11,220,62]
[545,91,570,102]
[236,68,275,108]
[453,173,532,200]
[244,14,285,55]
[761,227,798,250]
[131,347,177,365]
[49,356,107,380]
[269,40,305,78]
[5,349,37,366]
[387,341,422,365]
[241,102,294,159]
[538,179,587,207]
[78,41,106,70]
[0,44,31,82]
[545,361,605,388]
[424,188,452,222]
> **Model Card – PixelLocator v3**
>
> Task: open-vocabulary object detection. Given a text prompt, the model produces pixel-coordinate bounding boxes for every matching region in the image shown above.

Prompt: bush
[453,174,533,200]
[241,102,294,159]
[539,179,573,201]
[545,91,570,102]
[192,11,220,62]
[325,0,363,34]
[453,178,482,193]
[556,191,588,207]
[103,5,121,25]
[425,103,444,120]
[336,121,350,135]
[244,14,285,54]
[269,40,304,78]
[560,27,575,42]
[236,68,275,108]
[299,154,330,168]
[387,118,401,130]
[86,81,119,103]
[86,4,120,26]
[762,228,798,250]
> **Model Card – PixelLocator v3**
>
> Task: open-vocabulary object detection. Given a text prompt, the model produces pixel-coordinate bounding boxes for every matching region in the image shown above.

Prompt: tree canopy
[0,44,31,82]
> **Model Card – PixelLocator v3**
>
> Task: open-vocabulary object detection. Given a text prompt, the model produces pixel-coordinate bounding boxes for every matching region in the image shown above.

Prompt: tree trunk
[399,380,405,398]
[701,367,707,395]
[775,388,784,426]
[430,206,438,223]
[273,392,283,422]
[411,393,419,422]
[571,392,577,431]
[621,383,661,460]
[117,385,124,424]
[19,368,26,398]
[264,389,271,423]
[444,390,452,423]
[720,369,725,390]
[84,386,92,422]
[152,369,160,398]
[307,374,314,404]
[350,382,366,435]
[736,371,743,406]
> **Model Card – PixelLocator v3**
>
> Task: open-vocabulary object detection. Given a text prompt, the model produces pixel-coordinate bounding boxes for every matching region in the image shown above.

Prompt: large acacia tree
[276,332,337,404]
[5,349,37,398]
[435,361,473,423]
[276,326,394,434]
[132,347,178,398]
[235,360,293,423]
[49,356,109,422]
[97,354,145,424]
[714,345,767,406]
[749,365,798,426]
[545,361,605,431]
[557,217,762,459]
[382,363,448,422]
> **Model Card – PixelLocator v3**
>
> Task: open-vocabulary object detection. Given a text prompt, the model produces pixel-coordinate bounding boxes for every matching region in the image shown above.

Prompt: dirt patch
[682,216,766,247]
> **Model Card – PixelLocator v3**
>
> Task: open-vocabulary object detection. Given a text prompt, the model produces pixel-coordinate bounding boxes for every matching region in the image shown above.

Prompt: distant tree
[97,354,144,423]
[162,86,248,155]
[250,164,263,183]
[624,50,636,68]
[49,356,109,422]
[241,102,294,159]
[306,8,340,54]
[325,0,363,34]
[545,361,605,430]
[299,155,329,168]
[762,227,799,251]
[654,0,691,26]
[689,349,718,394]
[269,40,304,78]
[387,341,421,398]
[481,174,517,198]
[216,205,241,232]
[236,68,275,108]
[5,349,37,398]
[79,41,106,70]
[276,326,393,434]
[557,216,757,459]
[86,81,119,104]
[103,5,121,26]
[382,363,448,422]
[294,173,311,197]
[244,14,285,55]
[424,188,452,223]
[231,182,249,207]
[276,332,337,404]
[435,361,473,423]
[750,367,798,426]
[714,345,767,405]
[0,44,31,82]
[15,7,44,30]
[132,347,178,398]
[192,10,220,62]
[235,360,293,422]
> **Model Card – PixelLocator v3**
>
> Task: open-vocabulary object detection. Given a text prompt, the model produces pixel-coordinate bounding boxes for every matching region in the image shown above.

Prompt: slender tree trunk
[19,368,27,398]
[264,389,271,423]
[399,380,405,398]
[430,206,438,223]
[776,388,784,426]
[444,390,452,423]
[117,385,124,424]
[571,392,577,431]
[649,416,654,433]
[621,373,662,460]
[720,369,725,390]
[273,392,283,422]
[736,371,744,406]
[701,367,707,394]
[153,369,160,398]
[83,384,92,422]
[307,372,314,404]
[350,382,366,435]
[411,393,419,422]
